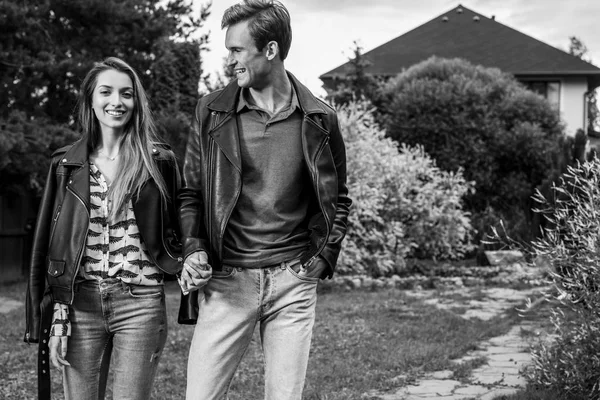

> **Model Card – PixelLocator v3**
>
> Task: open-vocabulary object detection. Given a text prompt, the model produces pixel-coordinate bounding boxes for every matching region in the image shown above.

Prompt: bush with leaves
[380,57,564,243]
[338,100,475,277]
[0,110,79,194]
[503,159,600,397]
[531,128,590,239]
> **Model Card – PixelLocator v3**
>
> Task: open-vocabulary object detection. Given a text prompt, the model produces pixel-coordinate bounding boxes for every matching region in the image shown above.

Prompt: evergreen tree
[568,36,599,135]
[1,0,209,122]
[325,41,383,108]
[0,0,211,192]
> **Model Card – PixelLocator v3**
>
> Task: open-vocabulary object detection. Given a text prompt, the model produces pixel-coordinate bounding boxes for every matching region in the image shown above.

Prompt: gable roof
[320,4,600,87]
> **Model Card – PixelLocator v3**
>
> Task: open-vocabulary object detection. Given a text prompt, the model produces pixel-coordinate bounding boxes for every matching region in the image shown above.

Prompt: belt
[37,293,53,400]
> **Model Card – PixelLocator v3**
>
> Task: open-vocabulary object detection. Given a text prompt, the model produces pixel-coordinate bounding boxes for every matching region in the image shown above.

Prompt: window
[521,81,560,111]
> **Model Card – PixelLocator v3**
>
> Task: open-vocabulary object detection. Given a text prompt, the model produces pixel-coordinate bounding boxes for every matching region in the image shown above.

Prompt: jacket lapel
[209,113,242,173]
[302,116,329,166]
[207,82,242,173]
[61,139,90,210]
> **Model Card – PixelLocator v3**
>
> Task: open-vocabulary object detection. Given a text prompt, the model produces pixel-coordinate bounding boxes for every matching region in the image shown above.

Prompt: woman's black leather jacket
[24,139,182,345]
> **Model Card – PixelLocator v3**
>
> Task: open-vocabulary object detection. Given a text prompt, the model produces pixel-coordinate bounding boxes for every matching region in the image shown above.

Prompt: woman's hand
[49,336,71,368]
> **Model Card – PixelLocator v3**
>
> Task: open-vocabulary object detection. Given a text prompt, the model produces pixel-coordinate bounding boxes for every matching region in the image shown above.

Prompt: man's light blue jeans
[63,279,167,400]
[186,258,319,400]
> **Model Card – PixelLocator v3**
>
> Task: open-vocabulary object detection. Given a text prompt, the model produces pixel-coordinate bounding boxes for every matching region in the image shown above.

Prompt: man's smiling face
[225,20,272,89]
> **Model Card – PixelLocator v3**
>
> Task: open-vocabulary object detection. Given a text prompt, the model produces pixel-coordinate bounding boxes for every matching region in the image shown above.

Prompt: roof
[320,4,600,85]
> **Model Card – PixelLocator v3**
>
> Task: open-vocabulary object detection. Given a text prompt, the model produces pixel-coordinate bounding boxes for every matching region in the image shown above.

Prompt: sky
[197,0,600,97]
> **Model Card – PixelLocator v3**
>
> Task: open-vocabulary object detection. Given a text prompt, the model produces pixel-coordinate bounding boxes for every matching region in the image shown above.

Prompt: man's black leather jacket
[24,139,182,344]
[178,72,352,324]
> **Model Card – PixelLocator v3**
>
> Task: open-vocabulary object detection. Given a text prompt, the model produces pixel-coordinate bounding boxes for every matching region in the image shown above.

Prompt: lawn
[1,280,521,400]
[493,387,572,400]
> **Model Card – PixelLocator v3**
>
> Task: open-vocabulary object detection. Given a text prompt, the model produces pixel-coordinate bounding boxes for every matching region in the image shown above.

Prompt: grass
[450,356,489,382]
[1,279,522,400]
[492,388,573,400]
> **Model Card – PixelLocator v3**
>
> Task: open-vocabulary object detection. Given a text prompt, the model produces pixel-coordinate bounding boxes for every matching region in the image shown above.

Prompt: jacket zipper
[207,110,240,265]
[161,196,181,261]
[66,186,89,304]
[206,111,219,260]
[47,204,62,248]
[207,139,214,256]
[304,133,331,267]
[218,177,241,265]
[158,158,178,262]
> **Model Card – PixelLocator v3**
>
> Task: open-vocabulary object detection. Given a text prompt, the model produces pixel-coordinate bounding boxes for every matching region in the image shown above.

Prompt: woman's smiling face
[92,69,134,135]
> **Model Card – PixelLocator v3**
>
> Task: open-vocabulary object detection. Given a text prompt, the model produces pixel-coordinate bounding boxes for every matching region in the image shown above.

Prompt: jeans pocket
[211,266,237,279]
[127,285,164,298]
[286,263,320,283]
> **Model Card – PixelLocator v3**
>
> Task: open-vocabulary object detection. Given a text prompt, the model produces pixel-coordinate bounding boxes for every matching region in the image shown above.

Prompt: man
[177,1,351,398]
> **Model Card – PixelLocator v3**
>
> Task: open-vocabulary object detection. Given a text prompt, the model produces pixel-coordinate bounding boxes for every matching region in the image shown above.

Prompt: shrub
[338,100,475,277]
[381,57,564,243]
[531,129,590,239]
[512,159,600,397]
[0,110,79,194]
[155,110,193,167]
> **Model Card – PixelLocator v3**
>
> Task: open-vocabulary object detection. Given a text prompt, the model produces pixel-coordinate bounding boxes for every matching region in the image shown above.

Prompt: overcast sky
[198,0,600,97]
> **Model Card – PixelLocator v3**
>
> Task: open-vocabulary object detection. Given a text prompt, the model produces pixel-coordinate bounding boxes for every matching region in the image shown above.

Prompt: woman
[24,57,182,400]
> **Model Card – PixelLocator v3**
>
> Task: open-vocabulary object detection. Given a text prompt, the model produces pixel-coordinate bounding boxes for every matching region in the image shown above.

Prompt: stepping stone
[483,250,524,265]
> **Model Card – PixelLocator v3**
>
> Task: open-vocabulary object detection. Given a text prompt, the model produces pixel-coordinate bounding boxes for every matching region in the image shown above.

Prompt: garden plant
[497,158,600,399]
[338,100,475,277]
[379,57,564,243]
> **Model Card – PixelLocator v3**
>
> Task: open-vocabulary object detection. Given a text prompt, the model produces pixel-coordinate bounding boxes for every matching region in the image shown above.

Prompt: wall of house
[561,76,588,136]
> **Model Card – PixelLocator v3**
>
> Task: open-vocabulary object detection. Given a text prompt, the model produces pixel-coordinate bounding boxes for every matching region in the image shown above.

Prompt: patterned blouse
[50,164,163,336]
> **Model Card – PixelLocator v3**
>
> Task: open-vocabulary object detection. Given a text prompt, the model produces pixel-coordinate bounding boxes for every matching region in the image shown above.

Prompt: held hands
[179,251,212,295]
[49,336,71,368]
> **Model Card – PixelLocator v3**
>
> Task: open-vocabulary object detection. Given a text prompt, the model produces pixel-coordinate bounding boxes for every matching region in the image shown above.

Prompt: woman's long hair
[77,57,169,221]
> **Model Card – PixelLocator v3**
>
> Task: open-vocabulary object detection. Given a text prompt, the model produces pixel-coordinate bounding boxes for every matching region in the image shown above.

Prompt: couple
[24,1,352,399]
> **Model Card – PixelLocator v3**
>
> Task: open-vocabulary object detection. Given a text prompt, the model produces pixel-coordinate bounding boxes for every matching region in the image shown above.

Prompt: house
[319,4,600,137]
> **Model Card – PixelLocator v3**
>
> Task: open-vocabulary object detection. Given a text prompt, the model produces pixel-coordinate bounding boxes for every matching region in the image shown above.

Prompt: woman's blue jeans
[62,279,167,400]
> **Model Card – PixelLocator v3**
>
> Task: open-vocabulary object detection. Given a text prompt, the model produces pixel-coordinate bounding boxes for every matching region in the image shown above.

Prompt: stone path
[366,287,552,400]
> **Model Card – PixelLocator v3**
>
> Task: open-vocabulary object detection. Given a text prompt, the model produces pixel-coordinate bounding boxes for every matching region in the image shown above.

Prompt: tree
[381,57,564,242]
[0,111,79,192]
[569,36,599,136]
[150,40,204,117]
[150,39,205,161]
[0,0,209,122]
[202,56,236,93]
[325,41,383,108]
[0,0,211,192]
[568,36,590,60]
